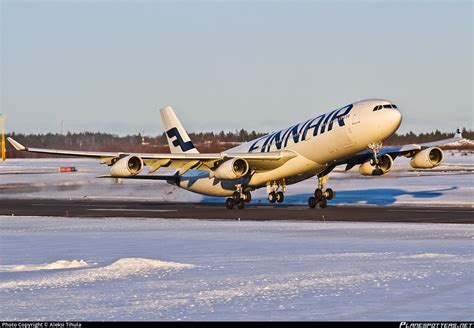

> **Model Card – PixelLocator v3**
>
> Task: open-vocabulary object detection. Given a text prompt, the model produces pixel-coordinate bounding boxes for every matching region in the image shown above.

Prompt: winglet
[7,137,27,151]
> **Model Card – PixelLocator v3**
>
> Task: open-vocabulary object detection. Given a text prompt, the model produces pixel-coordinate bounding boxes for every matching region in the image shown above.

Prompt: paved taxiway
[0,199,472,223]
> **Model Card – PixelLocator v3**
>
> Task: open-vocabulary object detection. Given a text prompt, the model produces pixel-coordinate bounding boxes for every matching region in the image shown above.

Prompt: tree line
[4,128,472,158]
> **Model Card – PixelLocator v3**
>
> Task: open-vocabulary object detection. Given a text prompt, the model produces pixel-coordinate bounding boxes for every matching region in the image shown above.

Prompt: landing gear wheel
[276,191,284,203]
[244,191,252,203]
[326,188,334,200]
[268,192,277,203]
[318,198,328,208]
[372,168,384,176]
[237,199,245,209]
[232,191,241,202]
[226,198,234,209]
[314,188,323,201]
[308,196,317,208]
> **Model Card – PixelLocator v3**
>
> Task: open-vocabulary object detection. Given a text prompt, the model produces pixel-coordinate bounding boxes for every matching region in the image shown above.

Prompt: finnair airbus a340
[8,99,461,209]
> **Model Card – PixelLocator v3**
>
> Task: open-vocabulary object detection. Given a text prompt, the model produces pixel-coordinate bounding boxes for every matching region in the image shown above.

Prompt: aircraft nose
[387,108,402,132]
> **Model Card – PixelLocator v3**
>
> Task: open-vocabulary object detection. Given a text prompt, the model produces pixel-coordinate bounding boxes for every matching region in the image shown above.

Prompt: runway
[0,198,472,223]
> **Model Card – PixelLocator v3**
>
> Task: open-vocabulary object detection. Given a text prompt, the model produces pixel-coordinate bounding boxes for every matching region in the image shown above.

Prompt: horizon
[5,127,472,139]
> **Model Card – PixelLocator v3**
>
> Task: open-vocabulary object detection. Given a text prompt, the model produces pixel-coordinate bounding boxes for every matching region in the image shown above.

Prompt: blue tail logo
[166,128,196,152]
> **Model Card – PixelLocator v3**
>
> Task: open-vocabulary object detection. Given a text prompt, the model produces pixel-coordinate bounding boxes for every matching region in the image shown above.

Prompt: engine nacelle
[109,155,143,177]
[213,158,249,180]
[359,154,393,176]
[410,147,444,169]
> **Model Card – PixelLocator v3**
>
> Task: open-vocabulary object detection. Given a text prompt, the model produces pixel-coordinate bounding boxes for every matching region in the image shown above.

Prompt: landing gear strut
[308,175,335,209]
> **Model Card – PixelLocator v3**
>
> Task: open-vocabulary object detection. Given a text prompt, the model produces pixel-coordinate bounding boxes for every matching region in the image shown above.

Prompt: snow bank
[0,258,194,290]
[0,260,88,272]
[107,258,195,271]
[443,139,474,148]
[403,253,458,259]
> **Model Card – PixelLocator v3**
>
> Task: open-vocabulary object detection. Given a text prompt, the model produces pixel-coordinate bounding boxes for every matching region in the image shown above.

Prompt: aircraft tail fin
[160,106,199,154]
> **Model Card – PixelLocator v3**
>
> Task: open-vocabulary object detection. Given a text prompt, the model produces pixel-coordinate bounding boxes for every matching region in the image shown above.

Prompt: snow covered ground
[0,217,472,321]
[0,150,472,206]
[0,153,472,320]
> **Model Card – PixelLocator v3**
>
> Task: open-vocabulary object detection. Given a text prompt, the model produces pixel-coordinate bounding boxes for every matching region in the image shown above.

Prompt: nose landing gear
[368,141,384,176]
[308,175,335,209]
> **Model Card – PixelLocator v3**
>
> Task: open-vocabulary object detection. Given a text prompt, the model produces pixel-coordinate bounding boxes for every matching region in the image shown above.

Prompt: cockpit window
[374,103,398,111]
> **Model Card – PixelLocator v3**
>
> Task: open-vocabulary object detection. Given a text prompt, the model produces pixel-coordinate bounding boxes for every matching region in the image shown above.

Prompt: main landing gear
[226,185,251,209]
[308,175,335,209]
[267,180,285,204]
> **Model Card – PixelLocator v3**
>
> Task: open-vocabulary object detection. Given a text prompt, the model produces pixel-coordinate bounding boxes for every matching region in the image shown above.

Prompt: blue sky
[1,1,472,135]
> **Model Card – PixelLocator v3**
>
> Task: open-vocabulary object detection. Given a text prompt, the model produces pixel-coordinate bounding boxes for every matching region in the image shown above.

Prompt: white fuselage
[178,99,402,196]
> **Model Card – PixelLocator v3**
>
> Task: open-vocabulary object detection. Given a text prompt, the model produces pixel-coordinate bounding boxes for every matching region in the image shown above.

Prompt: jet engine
[359,154,393,176]
[109,155,143,177]
[213,158,249,180]
[410,147,444,169]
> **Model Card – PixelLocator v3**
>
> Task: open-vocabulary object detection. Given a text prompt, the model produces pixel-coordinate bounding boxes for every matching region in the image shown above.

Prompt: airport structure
[1,114,5,161]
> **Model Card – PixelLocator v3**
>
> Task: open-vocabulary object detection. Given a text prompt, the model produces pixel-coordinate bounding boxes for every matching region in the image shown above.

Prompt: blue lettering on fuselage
[264,130,284,152]
[328,104,352,131]
[301,114,325,141]
[260,132,275,153]
[248,104,354,152]
[283,124,301,148]
[248,135,266,152]
[320,109,337,134]
[265,123,301,153]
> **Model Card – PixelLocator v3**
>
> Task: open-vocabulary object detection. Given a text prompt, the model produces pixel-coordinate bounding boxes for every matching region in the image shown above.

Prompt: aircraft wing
[141,150,297,174]
[341,129,464,172]
[7,137,297,174]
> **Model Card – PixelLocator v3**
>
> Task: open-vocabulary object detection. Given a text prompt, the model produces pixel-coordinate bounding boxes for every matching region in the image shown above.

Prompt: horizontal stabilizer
[7,137,26,151]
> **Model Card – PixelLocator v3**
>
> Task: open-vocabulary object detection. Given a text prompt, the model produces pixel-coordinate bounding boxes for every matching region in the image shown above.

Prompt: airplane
[7,99,463,209]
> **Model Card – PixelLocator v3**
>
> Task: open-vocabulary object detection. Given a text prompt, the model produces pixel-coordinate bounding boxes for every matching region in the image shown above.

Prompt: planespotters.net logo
[400,323,473,328]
